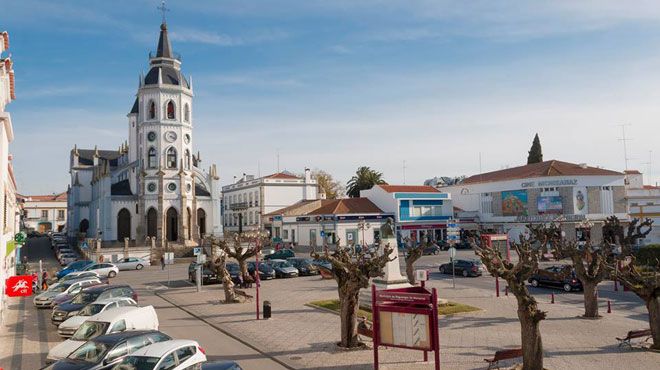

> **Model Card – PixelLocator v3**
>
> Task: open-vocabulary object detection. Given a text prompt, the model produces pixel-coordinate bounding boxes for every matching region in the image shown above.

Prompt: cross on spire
[157,0,169,23]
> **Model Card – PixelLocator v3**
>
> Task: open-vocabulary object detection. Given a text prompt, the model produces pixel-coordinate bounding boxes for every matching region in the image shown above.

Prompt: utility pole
[617,124,633,171]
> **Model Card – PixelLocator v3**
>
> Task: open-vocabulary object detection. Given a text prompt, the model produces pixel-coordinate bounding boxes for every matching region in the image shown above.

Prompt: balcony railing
[230,202,249,211]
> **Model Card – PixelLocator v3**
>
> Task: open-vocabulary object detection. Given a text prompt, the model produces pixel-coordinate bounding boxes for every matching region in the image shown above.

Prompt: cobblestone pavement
[154,263,658,370]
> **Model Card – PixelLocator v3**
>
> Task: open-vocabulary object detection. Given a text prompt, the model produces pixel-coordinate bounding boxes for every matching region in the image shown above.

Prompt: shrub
[635,244,660,266]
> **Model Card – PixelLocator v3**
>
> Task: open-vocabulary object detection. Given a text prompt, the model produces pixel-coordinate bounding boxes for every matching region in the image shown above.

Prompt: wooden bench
[484,348,522,369]
[616,329,652,348]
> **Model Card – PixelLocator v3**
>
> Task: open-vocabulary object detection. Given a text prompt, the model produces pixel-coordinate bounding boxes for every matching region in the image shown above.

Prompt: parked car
[47,306,159,363]
[57,297,138,338]
[43,330,172,370]
[454,240,473,249]
[202,361,243,370]
[286,257,319,276]
[247,261,275,280]
[438,259,484,277]
[68,263,119,279]
[260,247,275,256]
[33,278,102,308]
[225,262,242,284]
[310,259,332,271]
[57,260,94,280]
[59,253,80,266]
[528,265,583,292]
[263,249,295,261]
[422,244,441,255]
[188,262,220,285]
[115,257,150,271]
[58,271,102,284]
[109,339,207,370]
[52,285,138,325]
[266,259,299,278]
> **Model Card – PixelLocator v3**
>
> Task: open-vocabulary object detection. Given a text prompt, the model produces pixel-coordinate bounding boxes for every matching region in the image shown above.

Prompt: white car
[58,271,99,283]
[67,262,119,278]
[57,297,138,338]
[110,339,207,370]
[115,257,151,271]
[59,253,79,266]
[32,277,102,308]
[47,305,159,363]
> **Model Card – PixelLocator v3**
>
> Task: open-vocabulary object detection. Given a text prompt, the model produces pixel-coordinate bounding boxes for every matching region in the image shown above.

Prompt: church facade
[67,22,222,248]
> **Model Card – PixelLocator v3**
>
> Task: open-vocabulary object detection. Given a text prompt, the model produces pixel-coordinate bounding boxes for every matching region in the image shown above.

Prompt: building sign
[573,187,588,215]
[515,214,586,223]
[502,190,528,216]
[537,196,563,214]
[5,275,34,297]
[521,179,578,188]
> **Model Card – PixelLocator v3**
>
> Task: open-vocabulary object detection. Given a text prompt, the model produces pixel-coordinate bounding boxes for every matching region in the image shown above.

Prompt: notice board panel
[378,311,431,350]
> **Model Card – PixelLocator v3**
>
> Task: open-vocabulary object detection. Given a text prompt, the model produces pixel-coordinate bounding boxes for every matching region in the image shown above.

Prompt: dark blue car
[57,260,93,280]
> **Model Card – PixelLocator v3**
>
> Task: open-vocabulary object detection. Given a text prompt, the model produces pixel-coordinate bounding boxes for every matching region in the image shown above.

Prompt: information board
[378,311,431,350]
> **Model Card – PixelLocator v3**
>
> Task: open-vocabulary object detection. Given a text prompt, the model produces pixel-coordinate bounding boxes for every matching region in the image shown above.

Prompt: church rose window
[166,101,175,120]
[166,147,177,168]
[167,183,177,192]
[149,101,156,119]
[147,183,157,192]
[147,131,156,141]
[147,147,157,169]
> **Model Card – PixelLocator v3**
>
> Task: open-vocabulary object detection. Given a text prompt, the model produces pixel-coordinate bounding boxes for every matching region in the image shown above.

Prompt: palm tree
[346,166,386,198]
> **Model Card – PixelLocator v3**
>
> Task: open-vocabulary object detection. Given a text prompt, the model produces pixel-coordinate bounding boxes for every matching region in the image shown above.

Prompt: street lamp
[249,229,270,320]
[357,219,371,250]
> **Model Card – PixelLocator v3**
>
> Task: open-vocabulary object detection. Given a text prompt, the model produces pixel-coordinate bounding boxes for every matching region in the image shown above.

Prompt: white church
[67,21,222,249]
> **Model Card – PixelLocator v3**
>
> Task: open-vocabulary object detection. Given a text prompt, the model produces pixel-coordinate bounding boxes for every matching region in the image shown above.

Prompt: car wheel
[136,264,143,270]
[530,279,539,287]
[108,271,117,278]
[462,270,469,277]
[439,266,446,274]
[563,283,572,292]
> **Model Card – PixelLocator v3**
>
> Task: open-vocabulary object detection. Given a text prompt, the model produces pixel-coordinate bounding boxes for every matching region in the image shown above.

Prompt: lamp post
[251,229,270,320]
[357,219,371,251]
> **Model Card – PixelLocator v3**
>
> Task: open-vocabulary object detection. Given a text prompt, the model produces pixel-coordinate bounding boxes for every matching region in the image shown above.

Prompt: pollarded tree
[207,253,240,303]
[311,241,393,348]
[209,233,263,283]
[530,222,612,318]
[404,238,425,285]
[603,216,659,349]
[473,231,546,370]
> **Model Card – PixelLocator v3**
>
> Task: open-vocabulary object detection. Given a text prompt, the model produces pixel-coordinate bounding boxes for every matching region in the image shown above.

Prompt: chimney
[304,168,311,183]
[578,163,588,169]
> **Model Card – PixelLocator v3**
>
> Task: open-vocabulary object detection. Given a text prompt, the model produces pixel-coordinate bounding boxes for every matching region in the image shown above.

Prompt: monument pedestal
[360,236,412,308]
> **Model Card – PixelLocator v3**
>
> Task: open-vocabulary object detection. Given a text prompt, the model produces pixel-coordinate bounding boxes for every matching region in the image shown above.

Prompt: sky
[3,0,660,195]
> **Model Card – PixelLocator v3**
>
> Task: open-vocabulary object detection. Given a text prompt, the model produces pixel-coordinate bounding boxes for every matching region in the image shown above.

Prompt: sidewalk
[158,274,659,370]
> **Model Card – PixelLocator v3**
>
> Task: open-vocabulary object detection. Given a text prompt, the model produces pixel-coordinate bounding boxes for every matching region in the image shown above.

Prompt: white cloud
[170,28,288,46]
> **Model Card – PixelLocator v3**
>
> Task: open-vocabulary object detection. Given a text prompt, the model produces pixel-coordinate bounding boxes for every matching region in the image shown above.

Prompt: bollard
[504,286,509,296]
[551,293,555,304]
[614,280,618,292]
[263,300,272,319]
[607,300,612,314]
[495,277,500,298]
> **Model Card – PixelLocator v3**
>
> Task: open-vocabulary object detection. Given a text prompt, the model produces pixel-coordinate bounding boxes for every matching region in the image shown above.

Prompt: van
[46,305,159,363]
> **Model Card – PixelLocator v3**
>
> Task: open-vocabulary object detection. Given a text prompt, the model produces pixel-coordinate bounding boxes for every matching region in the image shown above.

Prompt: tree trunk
[518,307,544,370]
[237,258,250,282]
[582,281,600,318]
[405,258,417,285]
[221,268,238,303]
[647,295,660,350]
[338,288,361,348]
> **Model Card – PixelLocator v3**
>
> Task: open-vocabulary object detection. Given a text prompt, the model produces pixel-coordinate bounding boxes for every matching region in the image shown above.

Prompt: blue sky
[3,0,660,194]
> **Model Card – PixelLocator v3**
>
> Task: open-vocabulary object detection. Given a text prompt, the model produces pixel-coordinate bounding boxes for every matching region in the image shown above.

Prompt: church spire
[156,22,173,58]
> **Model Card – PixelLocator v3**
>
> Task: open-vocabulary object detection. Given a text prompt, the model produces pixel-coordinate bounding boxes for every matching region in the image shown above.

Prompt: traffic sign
[193,247,201,256]
[5,275,34,297]
[320,230,325,237]
[14,232,26,245]
[80,241,89,250]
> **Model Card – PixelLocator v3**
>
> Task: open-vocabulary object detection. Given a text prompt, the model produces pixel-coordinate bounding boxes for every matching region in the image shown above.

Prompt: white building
[266,198,392,247]
[624,170,660,245]
[221,169,320,235]
[360,185,453,245]
[441,160,628,243]
[67,21,222,249]
[0,29,20,323]
[20,192,67,233]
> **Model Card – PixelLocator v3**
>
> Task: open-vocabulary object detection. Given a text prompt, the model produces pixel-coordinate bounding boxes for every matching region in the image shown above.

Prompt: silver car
[114,257,150,271]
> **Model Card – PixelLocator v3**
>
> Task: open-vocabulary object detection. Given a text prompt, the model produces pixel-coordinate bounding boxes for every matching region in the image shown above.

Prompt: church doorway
[79,219,89,234]
[146,208,157,238]
[166,207,178,242]
[117,208,131,241]
[197,208,206,238]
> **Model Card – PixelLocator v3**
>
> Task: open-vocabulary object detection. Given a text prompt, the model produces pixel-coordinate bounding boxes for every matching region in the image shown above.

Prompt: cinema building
[441,160,628,243]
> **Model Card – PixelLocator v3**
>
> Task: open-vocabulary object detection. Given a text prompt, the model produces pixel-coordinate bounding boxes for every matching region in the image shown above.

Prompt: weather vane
[157,0,170,23]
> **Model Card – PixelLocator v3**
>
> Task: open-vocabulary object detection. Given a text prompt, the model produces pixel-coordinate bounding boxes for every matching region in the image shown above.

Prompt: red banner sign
[5,275,34,297]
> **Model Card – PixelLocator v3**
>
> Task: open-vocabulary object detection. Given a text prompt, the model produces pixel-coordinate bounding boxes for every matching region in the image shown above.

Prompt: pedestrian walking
[160,256,165,270]
[41,270,49,291]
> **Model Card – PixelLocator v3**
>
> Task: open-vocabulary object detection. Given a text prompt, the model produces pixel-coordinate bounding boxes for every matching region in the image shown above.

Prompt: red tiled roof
[264,200,319,216]
[378,185,440,193]
[461,160,623,185]
[624,170,641,174]
[20,192,67,202]
[643,185,660,190]
[265,172,300,180]
[308,198,383,215]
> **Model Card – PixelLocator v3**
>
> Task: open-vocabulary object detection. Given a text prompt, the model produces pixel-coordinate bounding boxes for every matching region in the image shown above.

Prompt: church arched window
[147,147,157,169]
[166,101,175,120]
[184,104,190,122]
[184,149,190,170]
[166,147,177,169]
[148,100,156,120]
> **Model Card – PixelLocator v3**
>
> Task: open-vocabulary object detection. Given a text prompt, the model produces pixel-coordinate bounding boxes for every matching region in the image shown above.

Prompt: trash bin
[263,300,271,319]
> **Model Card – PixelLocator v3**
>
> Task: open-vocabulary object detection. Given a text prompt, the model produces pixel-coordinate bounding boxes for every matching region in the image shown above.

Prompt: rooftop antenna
[276,149,280,173]
[157,0,169,23]
[617,124,633,171]
[402,160,407,185]
[641,150,652,183]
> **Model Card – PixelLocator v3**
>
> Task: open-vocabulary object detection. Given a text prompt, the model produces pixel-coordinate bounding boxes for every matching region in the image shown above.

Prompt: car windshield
[273,261,292,268]
[83,265,98,271]
[110,356,160,370]
[72,291,101,304]
[72,321,110,341]
[79,303,105,316]
[226,264,240,272]
[67,340,109,363]
[49,283,71,293]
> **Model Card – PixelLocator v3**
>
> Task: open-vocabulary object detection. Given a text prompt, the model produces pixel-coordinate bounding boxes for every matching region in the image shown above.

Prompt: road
[0,237,287,370]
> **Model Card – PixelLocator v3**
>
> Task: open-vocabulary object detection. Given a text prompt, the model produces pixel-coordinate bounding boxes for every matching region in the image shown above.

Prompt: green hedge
[636,244,660,266]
